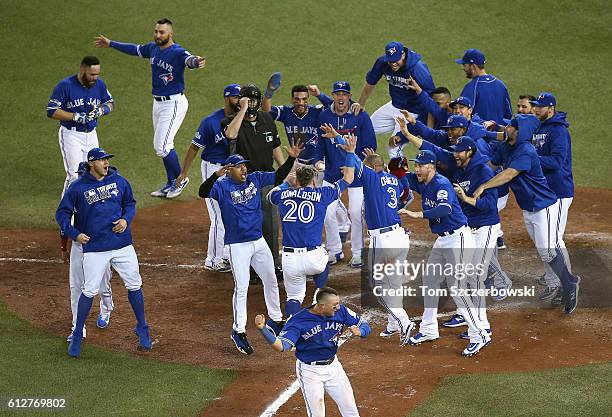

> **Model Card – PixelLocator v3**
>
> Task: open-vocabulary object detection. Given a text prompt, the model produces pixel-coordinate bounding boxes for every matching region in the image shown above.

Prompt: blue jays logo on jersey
[326,322,344,345]
[456,180,470,193]
[84,183,119,205]
[424,197,437,208]
[384,74,410,90]
[532,133,547,149]
[159,72,174,85]
[230,182,258,204]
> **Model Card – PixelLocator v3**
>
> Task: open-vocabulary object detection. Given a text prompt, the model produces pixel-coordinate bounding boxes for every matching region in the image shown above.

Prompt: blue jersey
[315,107,377,185]
[208,171,275,244]
[193,108,229,164]
[531,112,574,198]
[270,104,325,164]
[406,173,468,234]
[417,91,450,130]
[56,167,136,253]
[399,119,487,150]
[366,48,436,120]
[420,142,500,228]
[279,304,367,363]
[354,159,406,229]
[491,115,557,212]
[460,75,512,124]
[269,181,347,247]
[110,41,192,96]
[47,75,113,131]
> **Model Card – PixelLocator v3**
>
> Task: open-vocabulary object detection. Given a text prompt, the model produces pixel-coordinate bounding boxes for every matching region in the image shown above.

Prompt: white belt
[368,224,401,237]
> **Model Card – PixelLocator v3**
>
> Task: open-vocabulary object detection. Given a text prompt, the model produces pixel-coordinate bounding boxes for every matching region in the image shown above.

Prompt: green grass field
[0,300,234,417]
[3,0,612,228]
[409,362,612,417]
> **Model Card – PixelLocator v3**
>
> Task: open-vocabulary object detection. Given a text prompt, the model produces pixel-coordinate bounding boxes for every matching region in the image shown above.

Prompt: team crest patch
[437,190,448,200]
[159,73,174,85]
[387,47,396,55]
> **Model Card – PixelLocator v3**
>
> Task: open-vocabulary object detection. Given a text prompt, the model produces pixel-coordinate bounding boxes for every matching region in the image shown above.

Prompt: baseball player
[455,49,512,125]
[66,162,115,342]
[473,114,580,314]
[47,56,114,198]
[262,82,351,242]
[315,81,377,268]
[336,130,415,344]
[198,140,303,355]
[172,84,242,272]
[517,94,536,115]
[354,41,435,155]
[94,18,206,198]
[56,148,152,358]
[530,93,575,299]
[399,150,490,357]
[255,286,371,417]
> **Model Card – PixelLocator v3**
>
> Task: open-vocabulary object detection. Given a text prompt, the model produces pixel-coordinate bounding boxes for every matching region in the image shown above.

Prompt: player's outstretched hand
[215,165,230,177]
[406,77,422,94]
[399,209,423,219]
[350,102,362,115]
[112,219,128,233]
[285,137,305,158]
[399,109,417,125]
[93,34,110,48]
[76,233,90,244]
[306,85,320,97]
[254,314,266,329]
[193,56,206,69]
[473,185,486,200]
[362,147,376,158]
[453,184,467,200]
[320,123,340,139]
[339,134,357,154]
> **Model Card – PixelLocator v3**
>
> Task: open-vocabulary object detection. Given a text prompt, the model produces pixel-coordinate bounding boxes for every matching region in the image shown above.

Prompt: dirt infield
[1,187,611,416]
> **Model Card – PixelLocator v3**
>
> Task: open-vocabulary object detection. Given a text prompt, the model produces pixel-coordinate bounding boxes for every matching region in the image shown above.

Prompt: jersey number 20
[282,200,315,223]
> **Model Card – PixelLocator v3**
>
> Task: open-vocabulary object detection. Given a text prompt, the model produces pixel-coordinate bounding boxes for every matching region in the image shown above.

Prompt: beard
[155,37,170,46]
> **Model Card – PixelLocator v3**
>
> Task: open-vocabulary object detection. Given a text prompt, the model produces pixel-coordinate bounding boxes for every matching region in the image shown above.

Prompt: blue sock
[313,265,329,289]
[285,299,302,317]
[162,149,181,184]
[74,294,93,337]
[127,289,147,327]
[548,248,577,290]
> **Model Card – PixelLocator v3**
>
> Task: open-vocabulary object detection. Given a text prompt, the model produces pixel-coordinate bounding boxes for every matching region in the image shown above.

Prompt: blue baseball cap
[409,150,437,165]
[87,147,114,162]
[332,81,351,93]
[441,115,469,129]
[383,41,404,62]
[76,161,89,174]
[224,154,250,166]
[224,83,241,97]
[449,96,473,109]
[455,49,486,66]
[449,136,477,152]
[530,92,556,107]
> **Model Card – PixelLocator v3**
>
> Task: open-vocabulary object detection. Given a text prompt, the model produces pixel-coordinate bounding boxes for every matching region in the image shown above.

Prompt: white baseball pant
[282,247,328,304]
[201,160,228,265]
[70,241,114,329]
[496,194,509,239]
[418,226,489,343]
[323,183,364,257]
[296,357,360,417]
[541,197,573,287]
[82,245,142,298]
[369,225,412,334]
[228,237,283,333]
[152,94,188,157]
[370,101,418,159]
[58,126,99,197]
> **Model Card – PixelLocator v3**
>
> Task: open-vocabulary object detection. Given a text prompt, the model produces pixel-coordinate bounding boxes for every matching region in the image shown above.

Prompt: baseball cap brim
[90,153,114,161]
[454,58,466,64]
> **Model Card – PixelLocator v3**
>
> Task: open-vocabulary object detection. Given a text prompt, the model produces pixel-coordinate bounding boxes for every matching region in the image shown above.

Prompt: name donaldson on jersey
[280,188,323,202]
[372,285,536,298]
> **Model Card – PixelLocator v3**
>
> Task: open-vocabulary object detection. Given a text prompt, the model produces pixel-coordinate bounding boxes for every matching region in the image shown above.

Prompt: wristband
[333,134,347,145]
[259,327,277,344]
[101,103,111,116]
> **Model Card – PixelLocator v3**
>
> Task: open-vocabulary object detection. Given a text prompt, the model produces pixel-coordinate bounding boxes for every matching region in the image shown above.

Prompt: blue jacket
[398,119,487,150]
[460,74,512,124]
[491,115,557,211]
[56,167,136,253]
[532,112,574,198]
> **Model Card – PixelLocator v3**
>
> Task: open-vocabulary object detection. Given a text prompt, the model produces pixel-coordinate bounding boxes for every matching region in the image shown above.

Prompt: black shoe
[231,331,254,355]
[564,277,580,314]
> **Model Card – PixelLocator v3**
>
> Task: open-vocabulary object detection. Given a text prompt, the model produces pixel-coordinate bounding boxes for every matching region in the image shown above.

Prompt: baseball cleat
[67,332,83,358]
[462,337,492,357]
[231,331,254,355]
[67,325,87,342]
[349,255,362,269]
[97,313,111,329]
[265,318,286,336]
[564,276,580,314]
[539,286,561,302]
[327,252,344,265]
[379,329,399,338]
[339,231,349,244]
[134,324,152,351]
[496,236,506,250]
[166,177,190,199]
[204,262,232,273]
[150,184,172,198]
[442,314,467,328]
[400,322,416,346]
[407,332,439,346]
[535,274,547,286]
[551,290,564,307]
[491,284,511,302]
[459,329,491,340]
